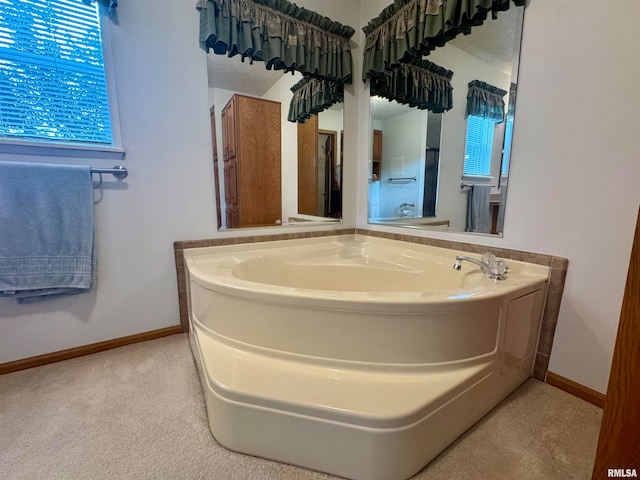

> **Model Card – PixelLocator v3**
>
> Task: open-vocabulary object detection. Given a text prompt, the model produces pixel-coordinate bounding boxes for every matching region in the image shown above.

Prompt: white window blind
[0,0,113,145]
[463,115,495,177]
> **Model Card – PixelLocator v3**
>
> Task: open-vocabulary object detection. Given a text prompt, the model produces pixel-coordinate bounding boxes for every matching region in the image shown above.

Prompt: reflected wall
[367,6,524,235]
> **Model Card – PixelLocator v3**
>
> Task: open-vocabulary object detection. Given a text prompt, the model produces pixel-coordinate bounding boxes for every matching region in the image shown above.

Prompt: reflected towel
[0,161,95,303]
[465,184,491,234]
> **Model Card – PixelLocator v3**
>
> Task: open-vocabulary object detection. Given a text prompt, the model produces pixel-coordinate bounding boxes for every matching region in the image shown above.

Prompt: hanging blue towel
[0,161,95,303]
[465,184,491,234]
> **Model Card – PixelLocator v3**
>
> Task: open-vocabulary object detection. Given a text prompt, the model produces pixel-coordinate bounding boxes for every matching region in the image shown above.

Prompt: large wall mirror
[367,5,524,235]
[208,55,344,229]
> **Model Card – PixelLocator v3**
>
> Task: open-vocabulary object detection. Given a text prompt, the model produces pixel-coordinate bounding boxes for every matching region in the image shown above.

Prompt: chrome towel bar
[91,165,127,188]
[460,182,497,189]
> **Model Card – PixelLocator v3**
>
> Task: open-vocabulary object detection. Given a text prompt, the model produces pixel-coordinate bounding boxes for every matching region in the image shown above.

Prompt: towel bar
[91,165,127,188]
[461,182,497,189]
[386,176,417,183]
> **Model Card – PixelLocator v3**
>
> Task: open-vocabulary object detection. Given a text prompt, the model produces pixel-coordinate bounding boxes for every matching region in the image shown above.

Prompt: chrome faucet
[453,253,509,280]
[398,202,416,217]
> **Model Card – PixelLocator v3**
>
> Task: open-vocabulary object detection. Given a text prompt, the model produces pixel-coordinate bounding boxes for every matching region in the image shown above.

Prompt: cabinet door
[235,95,281,227]
[223,160,238,205]
[373,130,383,161]
[224,97,236,161]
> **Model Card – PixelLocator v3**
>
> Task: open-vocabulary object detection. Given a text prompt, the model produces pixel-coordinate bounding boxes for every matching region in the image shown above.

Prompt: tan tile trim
[175,228,567,380]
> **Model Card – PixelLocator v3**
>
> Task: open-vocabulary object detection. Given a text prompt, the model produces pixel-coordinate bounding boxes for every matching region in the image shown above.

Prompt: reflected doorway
[298,117,340,218]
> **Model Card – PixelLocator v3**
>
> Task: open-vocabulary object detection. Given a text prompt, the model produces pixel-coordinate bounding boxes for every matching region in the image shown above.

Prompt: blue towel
[0,161,95,303]
[465,184,491,234]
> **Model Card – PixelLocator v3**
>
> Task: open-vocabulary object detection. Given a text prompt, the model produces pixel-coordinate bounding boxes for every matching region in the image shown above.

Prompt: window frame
[0,3,124,160]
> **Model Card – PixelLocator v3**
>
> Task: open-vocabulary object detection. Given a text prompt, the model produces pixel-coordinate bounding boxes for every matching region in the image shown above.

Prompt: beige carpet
[0,334,601,480]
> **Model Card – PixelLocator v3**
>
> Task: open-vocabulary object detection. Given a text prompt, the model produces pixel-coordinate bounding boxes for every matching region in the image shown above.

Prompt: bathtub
[184,235,549,480]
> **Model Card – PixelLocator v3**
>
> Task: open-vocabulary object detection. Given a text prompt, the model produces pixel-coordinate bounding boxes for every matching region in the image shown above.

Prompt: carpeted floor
[0,334,602,480]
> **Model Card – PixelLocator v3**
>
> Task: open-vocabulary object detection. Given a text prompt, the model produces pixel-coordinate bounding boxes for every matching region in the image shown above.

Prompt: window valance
[466,79,506,122]
[197,0,355,83]
[362,0,525,82]
[370,58,453,112]
[287,76,343,123]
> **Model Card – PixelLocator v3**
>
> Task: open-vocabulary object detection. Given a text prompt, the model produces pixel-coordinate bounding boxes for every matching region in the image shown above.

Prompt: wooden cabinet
[220,94,281,228]
[372,129,382,181]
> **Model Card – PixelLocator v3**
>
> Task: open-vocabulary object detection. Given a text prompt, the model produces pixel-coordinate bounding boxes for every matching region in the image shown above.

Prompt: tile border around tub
[173,227,567,382]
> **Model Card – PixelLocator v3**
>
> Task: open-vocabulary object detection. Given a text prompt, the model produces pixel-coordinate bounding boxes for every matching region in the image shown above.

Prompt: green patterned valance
[466,79,506,122]
[197,0,355,83]
[288,76,344,123]
[370,58,453,112]
[362,0,525,82]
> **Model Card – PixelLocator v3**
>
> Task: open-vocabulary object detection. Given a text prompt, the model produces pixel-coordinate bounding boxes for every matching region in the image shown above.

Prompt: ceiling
[207,53,285,96]
[449,7,522,75]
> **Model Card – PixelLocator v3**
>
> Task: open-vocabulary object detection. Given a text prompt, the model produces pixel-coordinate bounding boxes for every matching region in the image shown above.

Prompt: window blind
[463,115,495,177]
[0,0,113,145]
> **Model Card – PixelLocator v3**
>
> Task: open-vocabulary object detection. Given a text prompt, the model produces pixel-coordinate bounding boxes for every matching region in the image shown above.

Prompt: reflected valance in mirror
[466,80,507,122]
[370,58,454,112]
[288,76,344,123]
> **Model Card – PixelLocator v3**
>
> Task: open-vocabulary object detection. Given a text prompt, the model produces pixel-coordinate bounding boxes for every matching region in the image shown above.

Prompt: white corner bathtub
[184,235,549,480]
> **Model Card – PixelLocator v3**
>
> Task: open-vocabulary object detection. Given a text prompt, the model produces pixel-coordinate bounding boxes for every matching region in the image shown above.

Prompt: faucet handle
[489,259,508,276]
[482,252,496,264]
[482,252,508,277]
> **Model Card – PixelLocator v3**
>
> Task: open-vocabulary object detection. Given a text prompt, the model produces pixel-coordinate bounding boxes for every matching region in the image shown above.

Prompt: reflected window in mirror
[366,5,525,235]
[463,115,499,178]
[463,79,508,181]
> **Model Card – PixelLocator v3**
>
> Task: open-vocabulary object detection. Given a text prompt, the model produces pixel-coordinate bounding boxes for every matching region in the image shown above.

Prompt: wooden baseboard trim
[546,371,606,408]
[0,325,182,376]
